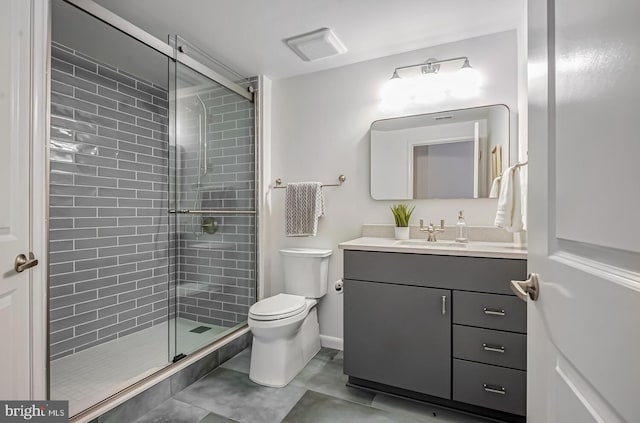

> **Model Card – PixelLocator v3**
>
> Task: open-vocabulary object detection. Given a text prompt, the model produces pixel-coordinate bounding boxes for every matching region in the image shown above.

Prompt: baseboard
[319,335,343,350]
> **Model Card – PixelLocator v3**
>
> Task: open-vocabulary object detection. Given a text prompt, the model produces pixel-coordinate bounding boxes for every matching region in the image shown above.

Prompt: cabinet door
[344,279,451,399]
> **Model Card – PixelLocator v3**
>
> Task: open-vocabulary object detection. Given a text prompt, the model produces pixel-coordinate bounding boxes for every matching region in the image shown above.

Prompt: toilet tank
[280,248,332,298]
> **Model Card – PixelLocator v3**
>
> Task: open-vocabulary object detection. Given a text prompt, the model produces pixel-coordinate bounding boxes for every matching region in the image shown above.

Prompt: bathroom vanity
[339,237,527,422]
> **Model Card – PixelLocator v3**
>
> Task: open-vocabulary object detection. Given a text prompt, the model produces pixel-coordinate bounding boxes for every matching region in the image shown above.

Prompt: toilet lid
[249,294,306,321]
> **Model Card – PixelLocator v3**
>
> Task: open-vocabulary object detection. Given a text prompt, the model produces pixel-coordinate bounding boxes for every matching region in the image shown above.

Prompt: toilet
[248,248,332,387]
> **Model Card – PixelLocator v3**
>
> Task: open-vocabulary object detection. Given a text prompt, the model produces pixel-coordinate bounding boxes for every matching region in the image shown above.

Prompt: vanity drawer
[453,325,526,370]
[453,291,526,333]
[453,359,526,416]
[344,250,526,295]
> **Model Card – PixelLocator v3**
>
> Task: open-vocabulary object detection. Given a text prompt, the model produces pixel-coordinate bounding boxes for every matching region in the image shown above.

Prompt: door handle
[510,273,539,302]
[15,252,38,273]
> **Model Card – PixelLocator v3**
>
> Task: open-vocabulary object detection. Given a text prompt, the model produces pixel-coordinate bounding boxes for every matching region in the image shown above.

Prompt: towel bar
[169,209,256,214]
[273,174,346,189]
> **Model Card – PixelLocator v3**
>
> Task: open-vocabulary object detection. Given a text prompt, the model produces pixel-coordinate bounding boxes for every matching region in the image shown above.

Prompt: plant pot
[394,226,410,240]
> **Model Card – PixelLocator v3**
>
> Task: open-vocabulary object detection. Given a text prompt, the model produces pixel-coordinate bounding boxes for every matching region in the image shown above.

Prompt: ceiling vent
[284,28,347,62]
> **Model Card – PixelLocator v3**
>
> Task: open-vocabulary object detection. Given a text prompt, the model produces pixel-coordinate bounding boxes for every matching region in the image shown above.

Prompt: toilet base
[249,307,320,387]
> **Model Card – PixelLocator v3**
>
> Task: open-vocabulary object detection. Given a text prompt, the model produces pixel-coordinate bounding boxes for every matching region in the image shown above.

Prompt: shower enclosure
[47,0,257,416]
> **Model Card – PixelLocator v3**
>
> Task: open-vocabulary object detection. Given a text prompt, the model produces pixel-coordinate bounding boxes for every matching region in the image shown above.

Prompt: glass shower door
[48,0,172,415]
[172,62,256,357]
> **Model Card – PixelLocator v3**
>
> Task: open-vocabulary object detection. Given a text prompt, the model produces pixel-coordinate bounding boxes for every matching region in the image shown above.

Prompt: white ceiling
[92,0,524,80]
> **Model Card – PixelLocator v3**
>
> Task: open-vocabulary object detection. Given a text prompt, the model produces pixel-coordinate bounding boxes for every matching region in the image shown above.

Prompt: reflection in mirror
[370,105,510,200]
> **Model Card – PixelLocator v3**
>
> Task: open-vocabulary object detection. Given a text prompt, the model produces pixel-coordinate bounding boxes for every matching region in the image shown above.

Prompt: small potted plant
[390,203,414,240]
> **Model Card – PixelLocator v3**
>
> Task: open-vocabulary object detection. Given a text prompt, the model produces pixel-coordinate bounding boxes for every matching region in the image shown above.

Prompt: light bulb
[458,66,480,87]
[380,71,411,109]
[453,60,481,98]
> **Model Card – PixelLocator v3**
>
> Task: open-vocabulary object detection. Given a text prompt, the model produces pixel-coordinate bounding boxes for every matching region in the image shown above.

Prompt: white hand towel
[494,166,523,232]
[489,176,502,198]
[285,182,324,236]
[520,166,527,231]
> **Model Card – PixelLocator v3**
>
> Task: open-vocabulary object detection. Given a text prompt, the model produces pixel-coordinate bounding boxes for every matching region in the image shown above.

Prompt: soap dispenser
[455,210,469,243]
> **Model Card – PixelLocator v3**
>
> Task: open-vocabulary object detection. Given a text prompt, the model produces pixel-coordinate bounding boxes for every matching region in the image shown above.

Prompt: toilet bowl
[248,294,320,387]
[248,248,332,387]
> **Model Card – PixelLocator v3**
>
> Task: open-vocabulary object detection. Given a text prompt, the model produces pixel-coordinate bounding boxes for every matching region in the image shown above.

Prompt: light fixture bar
[394,56,469,73]
[380,54,481,109]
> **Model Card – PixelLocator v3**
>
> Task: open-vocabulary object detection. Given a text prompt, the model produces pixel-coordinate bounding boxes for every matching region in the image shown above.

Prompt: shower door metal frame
[62,0,254,102]
[58,0,259,313]
[169,61,259,358]
[48,0,261,417]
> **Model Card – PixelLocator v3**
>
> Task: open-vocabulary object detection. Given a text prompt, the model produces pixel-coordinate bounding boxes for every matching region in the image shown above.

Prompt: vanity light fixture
[380,56,482,109]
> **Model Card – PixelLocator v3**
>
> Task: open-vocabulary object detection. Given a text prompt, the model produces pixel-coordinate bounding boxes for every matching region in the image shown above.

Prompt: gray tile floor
[133,348,496,423]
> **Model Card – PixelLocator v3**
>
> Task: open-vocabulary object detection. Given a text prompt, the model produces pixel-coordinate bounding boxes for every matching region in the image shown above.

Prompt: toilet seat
[249,293,306,321]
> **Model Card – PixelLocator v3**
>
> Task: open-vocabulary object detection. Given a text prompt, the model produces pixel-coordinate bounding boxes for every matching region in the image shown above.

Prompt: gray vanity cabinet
[343,249,528,419]
[344,279,451,399]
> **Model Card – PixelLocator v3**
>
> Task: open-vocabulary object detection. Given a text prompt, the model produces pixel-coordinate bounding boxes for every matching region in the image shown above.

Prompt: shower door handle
[15,252,38,273]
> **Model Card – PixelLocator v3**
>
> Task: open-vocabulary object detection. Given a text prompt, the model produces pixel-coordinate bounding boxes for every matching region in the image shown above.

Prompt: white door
[0,0,38,400]
[526,0,640,421]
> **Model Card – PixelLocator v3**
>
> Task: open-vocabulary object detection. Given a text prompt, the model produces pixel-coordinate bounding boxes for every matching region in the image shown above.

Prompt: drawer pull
[483,343,505,353]
[483,307,505,316]
[483,384,506,395]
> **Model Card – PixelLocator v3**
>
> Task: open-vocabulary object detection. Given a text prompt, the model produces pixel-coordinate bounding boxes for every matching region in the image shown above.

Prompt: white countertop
[338,237,527,259]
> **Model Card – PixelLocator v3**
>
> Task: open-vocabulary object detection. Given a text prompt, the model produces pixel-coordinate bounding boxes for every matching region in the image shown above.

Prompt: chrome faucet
[419,219,445,242]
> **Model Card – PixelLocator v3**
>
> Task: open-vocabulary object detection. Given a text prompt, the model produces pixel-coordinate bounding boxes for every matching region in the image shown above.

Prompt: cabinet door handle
[483,343,505,353]
[483,384,506,395]
[483,307,505,316]
[442,295,447,315]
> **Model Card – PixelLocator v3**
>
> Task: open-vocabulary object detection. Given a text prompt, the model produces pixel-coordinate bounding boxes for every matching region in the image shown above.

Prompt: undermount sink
[393,240,466,248]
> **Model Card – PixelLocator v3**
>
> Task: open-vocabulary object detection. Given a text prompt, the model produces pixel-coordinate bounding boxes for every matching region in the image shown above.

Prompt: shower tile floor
[132,348,498,423]
[51,318,230,416]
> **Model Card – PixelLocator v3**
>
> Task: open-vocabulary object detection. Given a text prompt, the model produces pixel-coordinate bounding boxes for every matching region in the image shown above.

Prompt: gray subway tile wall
[49,42,257,360]
[49,42,171,360]
[175,80,256,328]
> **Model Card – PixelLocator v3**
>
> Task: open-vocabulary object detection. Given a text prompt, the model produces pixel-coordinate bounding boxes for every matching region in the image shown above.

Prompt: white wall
[517,3,528,163]
[269,30,519,342]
